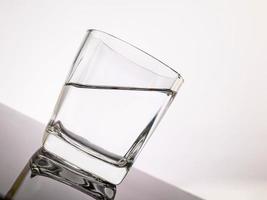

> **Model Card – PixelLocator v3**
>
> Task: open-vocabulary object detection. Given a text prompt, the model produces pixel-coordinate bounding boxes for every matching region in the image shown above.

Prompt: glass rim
[86,29,184,83]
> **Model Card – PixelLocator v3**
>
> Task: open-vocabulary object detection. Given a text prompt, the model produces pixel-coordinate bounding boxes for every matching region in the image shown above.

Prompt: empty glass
[43,29,183,184]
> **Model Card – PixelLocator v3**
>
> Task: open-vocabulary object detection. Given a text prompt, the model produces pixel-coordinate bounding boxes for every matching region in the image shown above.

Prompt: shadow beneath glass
[4,147,116,200]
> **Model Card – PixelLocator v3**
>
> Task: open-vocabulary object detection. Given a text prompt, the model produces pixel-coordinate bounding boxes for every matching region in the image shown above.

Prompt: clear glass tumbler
[43,29,183,184]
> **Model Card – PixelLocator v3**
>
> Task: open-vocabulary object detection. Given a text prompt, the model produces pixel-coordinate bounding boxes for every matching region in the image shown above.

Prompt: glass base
[43,132,129,185]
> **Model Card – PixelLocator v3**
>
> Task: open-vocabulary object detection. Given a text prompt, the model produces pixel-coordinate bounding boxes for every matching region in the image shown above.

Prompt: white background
[0,0,267,199]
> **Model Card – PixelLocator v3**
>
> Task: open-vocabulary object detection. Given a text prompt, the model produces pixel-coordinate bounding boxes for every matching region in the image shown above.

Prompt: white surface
[0,0,267,199]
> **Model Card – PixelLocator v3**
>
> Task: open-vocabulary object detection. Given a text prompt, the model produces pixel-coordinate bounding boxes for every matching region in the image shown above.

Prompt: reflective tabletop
[0,103,203,200]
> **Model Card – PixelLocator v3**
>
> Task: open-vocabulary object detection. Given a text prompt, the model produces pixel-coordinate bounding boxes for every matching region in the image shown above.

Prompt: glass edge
[86,29,184,81]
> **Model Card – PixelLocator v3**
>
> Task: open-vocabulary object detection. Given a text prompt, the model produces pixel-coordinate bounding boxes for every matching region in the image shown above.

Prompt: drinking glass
[43,29,183,184]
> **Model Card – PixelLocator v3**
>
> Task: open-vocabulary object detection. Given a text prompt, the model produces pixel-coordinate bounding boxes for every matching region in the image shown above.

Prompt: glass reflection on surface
[5,148,116,200]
